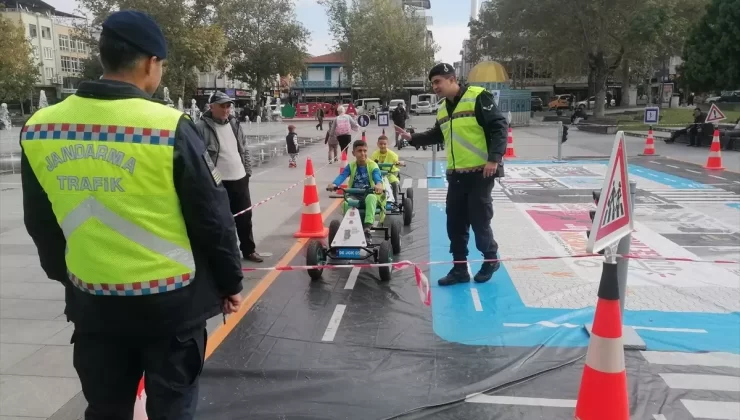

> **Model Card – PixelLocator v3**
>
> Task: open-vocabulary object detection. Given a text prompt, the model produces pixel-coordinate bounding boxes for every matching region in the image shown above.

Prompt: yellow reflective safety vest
[349,160,380,188]
[21,95,195,296]
[436,86,489,170]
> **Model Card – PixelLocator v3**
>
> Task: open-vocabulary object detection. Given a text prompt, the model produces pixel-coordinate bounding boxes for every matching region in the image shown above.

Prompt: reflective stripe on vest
[349,160,379,187]
[437,86,488,169]
[21,95,195,296]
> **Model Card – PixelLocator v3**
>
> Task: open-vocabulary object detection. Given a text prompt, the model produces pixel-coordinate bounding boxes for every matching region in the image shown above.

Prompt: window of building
[29,24,37,38]
[43,47,54,60]
[61,56,81,73]
[32,46,39,58]
[59,35,70,51]
[41,26,51,39]
[45,67,54,80]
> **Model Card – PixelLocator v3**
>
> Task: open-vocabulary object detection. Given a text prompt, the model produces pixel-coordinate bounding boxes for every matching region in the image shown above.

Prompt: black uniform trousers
[72,325,206,420]
[445,170,499,261]
[222,175,256,256]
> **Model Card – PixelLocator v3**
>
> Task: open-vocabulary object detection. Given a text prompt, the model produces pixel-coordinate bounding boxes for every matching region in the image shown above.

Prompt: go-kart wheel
[390,217,402,254]
[405,188,414,203]
[402,197,413,226]
[306,240,326,281]
[378,241,393,282]
[328,219,341,246]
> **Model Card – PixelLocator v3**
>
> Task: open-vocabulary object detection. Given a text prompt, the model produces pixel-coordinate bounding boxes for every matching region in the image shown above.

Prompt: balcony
[292,80,349,89]
[403,0,431,9]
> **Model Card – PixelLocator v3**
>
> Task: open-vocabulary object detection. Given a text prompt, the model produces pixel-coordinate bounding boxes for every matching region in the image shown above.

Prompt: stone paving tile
[0,266,53,284]
[0,319,69,345]
[3,345,76,378]
[42,324,73,346]
[0,416,46,420]
[0,282,65,301]
[0,343,42,372]
[0,375,81,418]
[0,299,66,320]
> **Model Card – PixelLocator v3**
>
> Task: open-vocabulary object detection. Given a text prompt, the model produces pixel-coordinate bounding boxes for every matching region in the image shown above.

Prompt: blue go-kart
[306,186,402,282]
[377,162,414,226]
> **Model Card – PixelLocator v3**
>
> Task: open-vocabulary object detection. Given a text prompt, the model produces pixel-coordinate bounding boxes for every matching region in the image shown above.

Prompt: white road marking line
[667,164,679,169]
[653,415,668,420]
[401,178,412,189]
[471,288,483,311]
[710,174,728,180]
[321,304,346,342]
[632,326,707,333]
[734,181,740,184]
[641,351,740,368]
[680,400,740,420]
[417,179,427,189]
[650,161,661,165]
[465,395,576,408]
[344,267,361,290]
[504,322,580,328]
[686,169,701,174]
[660,373,740,392]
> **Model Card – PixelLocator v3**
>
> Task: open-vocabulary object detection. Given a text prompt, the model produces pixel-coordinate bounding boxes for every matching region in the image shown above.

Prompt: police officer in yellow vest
[20,11,244,419]
[395,63,508,286]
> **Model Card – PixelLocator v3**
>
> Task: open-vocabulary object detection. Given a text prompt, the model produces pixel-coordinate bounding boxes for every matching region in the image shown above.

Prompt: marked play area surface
[427,160,740,353]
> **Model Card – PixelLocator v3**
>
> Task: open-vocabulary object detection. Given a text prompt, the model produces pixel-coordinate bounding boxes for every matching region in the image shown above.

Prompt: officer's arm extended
[410,122,444,146]
[475,91,509,163]
[174,117,244,296]
[21,149,69,285]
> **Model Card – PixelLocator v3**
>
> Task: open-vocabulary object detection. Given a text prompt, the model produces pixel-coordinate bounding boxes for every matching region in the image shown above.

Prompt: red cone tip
[305,157,315,176]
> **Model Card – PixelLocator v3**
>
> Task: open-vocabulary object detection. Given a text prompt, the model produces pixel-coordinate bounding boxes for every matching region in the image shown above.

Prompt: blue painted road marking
[427,160,740,353]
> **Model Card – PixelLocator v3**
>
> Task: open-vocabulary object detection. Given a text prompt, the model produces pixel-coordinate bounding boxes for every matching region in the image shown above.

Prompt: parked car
[531,96,544,111]
[416,101,433,115]
[548,94,575,111]
[576,96,616,109]
[708,91,740,104]
[389,99,407,109]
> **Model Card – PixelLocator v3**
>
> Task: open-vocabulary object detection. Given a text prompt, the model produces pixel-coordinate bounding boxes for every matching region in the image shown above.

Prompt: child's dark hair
[377,135,388,142]
[352,139,367,150]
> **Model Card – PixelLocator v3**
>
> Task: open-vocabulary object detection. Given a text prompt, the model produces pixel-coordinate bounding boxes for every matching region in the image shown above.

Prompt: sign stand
[584,132,645,350]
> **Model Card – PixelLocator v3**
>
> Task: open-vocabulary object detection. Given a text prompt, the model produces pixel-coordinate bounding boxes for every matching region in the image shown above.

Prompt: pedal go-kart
[377,161,414,226]
[306,186,403,282]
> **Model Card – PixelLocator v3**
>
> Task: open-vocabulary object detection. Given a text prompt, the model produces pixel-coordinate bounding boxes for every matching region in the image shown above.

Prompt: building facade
[290,52,350,103]
[1,0,89,104]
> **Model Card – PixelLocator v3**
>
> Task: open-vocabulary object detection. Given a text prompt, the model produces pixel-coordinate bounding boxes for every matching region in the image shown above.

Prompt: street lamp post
[338,66,343,103]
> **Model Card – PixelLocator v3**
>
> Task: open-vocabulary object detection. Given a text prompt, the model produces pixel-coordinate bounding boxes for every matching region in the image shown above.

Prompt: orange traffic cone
[504,127,516,158]
[639,128,658,156]
[294,157,328,238]
[134,377,147,419]
[704,129,725,170]
[574,261,629,420]
[330,150,349,198]
[361,131,366,143]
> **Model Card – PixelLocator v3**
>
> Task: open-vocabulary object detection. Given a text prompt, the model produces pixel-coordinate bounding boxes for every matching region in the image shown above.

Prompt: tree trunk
[591,53,609,117]
[621,58,631,108]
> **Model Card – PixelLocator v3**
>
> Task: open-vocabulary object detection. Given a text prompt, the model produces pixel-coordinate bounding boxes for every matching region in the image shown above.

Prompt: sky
[42,0,471,65]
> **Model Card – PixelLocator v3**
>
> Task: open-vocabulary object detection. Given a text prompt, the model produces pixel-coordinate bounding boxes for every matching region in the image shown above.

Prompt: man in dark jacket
[196,92,263,262]
[396,63,508,286]
[391,103,407,148]
[20,11,244,419]
[665,107,710,147]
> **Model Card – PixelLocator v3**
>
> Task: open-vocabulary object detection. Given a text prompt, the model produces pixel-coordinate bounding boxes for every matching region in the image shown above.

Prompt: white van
[417,93,439,112]
[354,97,382,115]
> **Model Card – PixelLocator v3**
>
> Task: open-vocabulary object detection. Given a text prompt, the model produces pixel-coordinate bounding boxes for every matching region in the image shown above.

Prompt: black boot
[474,261,500,283]
[438,263,470,286]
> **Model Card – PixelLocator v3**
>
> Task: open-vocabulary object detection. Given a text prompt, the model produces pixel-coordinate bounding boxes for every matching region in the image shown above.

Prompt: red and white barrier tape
[232,143,351,218]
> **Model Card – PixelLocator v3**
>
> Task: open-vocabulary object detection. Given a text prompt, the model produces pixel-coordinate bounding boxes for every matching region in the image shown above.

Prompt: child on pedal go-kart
[371,135,403,201]
[328,139,385,239]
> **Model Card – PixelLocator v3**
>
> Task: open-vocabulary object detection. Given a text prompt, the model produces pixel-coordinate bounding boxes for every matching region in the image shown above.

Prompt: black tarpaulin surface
[196,169,587,420]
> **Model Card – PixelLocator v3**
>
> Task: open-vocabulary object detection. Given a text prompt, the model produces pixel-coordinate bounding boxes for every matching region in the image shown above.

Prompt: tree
[318,0,354,84]
[80,55,104,81]
[682,0,740,92]
[74,0,227,100]
[322,0,437,101]
[0,16,40,114]
[217,0,309,104]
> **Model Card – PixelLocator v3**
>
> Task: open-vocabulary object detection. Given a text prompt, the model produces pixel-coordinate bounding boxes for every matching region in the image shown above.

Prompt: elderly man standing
[196,92,264,263]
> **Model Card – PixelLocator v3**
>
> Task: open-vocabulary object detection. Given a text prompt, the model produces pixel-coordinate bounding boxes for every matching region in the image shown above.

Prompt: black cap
[429,63,456,81]
[209,91,234,105]
[102,10,167,59]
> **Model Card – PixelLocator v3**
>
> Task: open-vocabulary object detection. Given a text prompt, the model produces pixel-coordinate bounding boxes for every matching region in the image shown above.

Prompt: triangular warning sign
[587,133,634,254]
[705,103,726,124]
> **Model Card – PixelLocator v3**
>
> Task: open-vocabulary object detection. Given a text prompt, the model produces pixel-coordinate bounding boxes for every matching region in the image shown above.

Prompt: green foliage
[321,0,437,100]
[218,0,309,101]
[0,16,40,106]
[74,0,228,100]
[682,0,740,91]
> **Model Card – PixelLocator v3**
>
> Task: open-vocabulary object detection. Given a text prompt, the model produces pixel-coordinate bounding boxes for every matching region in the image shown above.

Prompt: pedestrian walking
[334,105,359,153]
[325,120,340,163]
[196,91,264,263]
[20,11,244,419]
[316,107,325,130]
[395,63,508,286]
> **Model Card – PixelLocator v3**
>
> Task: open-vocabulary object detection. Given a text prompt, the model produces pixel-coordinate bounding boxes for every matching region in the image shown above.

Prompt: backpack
[335,115,351,135]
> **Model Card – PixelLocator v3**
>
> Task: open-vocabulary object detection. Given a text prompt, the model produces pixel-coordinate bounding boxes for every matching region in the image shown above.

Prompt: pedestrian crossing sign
[705,103,726,124]
[587,132,634,253]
